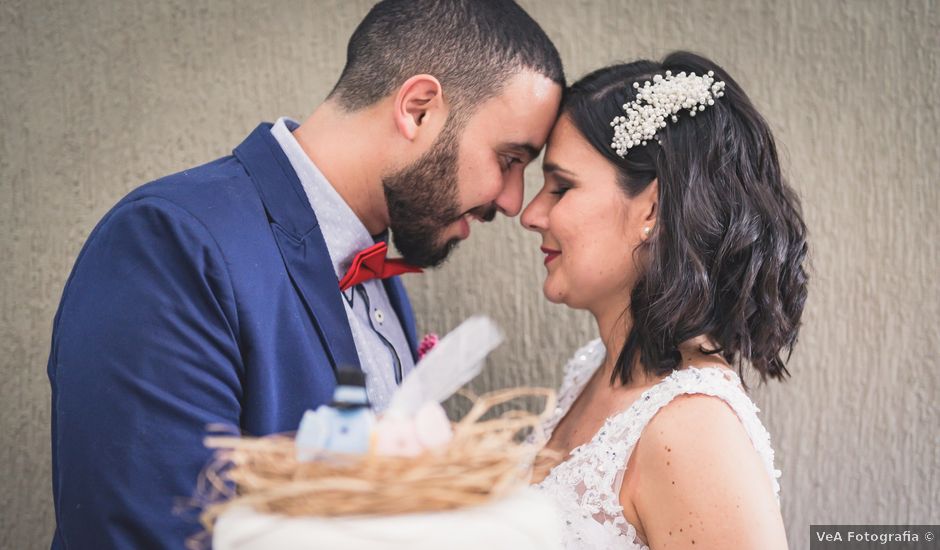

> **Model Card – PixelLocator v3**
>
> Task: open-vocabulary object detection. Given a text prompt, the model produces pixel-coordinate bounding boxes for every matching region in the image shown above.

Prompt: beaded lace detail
[534,339,782,550]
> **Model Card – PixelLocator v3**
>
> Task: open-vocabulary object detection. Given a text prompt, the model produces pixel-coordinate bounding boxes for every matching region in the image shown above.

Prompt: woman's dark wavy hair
[564,51,808,386]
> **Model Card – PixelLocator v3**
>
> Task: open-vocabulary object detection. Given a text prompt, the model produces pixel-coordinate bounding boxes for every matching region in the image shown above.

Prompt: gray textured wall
[1,0,937,548]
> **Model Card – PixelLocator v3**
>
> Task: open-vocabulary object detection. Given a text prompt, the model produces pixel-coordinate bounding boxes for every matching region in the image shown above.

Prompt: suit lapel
[234,123,360,373]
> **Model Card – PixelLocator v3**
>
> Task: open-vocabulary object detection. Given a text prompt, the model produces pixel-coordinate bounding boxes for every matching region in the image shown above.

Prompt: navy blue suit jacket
[48,123,419,549]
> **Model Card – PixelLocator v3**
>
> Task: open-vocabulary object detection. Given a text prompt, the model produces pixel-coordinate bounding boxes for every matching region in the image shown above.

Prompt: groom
[47,1,563,547]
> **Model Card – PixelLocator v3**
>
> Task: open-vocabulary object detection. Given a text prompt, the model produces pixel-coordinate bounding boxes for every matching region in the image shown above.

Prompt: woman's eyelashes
[549,177,574,197]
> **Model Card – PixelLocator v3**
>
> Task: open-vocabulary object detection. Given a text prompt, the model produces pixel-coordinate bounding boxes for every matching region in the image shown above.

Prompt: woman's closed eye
[549,178,574,197]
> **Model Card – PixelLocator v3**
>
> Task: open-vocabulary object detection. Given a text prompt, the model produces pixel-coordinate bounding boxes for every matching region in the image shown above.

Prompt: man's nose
[493,173,525,217]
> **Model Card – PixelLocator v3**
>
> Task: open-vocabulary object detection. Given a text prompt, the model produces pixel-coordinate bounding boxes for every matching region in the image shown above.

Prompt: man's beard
[381,124,464,268]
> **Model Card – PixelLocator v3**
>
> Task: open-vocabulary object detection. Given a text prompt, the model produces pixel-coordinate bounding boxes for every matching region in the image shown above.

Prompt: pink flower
[417,332,439,361]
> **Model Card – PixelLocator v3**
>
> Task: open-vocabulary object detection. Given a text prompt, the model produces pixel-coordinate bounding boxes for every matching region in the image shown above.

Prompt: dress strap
[542,338,605,438]
[605,367,782,498]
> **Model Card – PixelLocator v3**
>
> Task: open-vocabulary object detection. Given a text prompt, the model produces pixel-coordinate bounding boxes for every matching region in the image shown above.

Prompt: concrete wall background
[1,0,937,548]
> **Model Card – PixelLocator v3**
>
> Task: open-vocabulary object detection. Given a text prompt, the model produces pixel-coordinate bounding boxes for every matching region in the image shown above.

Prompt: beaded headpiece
[610,70,726,157]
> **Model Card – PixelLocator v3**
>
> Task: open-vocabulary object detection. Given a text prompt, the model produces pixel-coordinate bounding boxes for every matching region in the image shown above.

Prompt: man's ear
[393,74,446,141]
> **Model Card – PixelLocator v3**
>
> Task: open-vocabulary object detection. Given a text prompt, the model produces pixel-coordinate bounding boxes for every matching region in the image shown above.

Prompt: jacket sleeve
[49,196,243,549]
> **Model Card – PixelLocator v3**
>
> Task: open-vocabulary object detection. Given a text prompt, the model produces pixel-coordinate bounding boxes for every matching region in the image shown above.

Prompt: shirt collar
[269,117,378,280]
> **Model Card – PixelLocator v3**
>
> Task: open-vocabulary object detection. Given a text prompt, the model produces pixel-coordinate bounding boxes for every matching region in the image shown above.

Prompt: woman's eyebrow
[542,161,577,177]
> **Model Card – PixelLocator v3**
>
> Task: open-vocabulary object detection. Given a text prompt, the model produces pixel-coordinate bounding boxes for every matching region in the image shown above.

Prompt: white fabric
[270,117,415,411]
[534,339,782,550]
[212,487,564,550]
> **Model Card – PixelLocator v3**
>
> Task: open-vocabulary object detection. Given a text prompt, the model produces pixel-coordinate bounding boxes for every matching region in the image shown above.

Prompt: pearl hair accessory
[610,70,726,157]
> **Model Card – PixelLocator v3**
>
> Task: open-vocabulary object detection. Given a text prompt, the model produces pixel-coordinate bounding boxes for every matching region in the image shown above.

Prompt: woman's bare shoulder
[627,392,787,549]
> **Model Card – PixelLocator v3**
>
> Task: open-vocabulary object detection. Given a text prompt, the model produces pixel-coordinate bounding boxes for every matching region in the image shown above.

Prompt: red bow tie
[338,242,423,292]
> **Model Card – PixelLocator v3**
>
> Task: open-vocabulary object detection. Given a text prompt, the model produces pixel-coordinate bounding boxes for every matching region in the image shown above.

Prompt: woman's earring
[642,226,652,238]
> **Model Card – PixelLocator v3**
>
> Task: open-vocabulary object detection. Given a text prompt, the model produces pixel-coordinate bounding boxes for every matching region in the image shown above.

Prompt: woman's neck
[592,303,632,383]
[592,304,726,388]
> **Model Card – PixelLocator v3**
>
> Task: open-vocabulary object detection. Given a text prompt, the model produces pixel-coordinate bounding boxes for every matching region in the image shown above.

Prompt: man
[47,0,563,547]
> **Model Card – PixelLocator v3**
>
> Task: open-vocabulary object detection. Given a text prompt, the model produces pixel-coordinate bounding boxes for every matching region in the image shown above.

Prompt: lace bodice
[534,339,782,550]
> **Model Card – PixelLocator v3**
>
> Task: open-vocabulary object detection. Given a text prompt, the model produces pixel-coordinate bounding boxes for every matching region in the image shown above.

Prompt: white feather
[387,316,503,415]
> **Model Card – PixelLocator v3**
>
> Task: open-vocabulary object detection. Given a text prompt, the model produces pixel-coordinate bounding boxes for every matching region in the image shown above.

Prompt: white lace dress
[534,339,782,550]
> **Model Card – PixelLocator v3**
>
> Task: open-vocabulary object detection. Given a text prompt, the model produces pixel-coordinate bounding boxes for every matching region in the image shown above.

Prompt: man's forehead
[495,70,562,110]
[470,71,562,144]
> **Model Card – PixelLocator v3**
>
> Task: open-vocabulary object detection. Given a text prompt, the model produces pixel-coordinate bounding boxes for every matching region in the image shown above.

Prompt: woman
[524,51,807,549]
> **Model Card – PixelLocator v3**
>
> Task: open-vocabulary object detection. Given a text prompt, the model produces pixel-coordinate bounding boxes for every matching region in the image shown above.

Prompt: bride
[524,51,807,549]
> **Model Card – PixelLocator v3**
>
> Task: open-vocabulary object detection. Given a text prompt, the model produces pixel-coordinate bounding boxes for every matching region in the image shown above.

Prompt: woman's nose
[520,194,547,232]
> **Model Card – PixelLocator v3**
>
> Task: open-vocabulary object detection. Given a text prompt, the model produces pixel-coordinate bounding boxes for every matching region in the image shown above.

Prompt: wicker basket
[193,387,560,536]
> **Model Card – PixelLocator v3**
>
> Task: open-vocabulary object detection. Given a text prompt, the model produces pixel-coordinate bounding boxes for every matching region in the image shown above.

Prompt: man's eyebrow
[542,161,577,177]
[503,142,541,160]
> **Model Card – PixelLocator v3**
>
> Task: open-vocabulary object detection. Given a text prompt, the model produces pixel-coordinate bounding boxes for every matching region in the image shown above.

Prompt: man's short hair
[329,0,565,122]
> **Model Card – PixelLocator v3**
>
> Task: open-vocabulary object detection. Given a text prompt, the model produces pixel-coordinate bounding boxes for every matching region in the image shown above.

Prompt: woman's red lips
[540,246,561,265]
